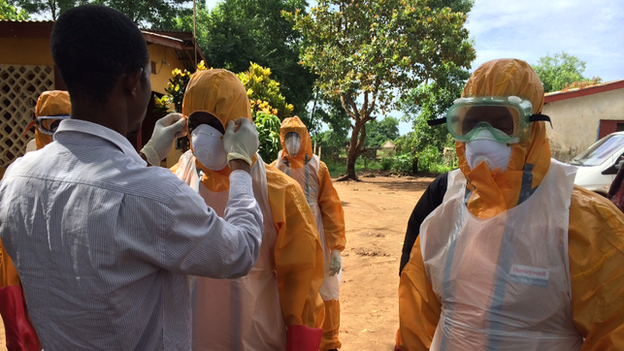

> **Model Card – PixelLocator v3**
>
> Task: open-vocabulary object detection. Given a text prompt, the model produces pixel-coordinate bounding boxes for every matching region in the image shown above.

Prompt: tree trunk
[340,118,366,181]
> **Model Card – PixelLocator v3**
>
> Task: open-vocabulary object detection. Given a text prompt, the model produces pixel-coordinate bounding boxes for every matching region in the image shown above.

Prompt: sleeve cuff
[229,170,253,198]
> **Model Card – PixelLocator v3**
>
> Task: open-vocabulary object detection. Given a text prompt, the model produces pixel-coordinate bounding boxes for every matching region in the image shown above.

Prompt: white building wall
[543,87,624,162]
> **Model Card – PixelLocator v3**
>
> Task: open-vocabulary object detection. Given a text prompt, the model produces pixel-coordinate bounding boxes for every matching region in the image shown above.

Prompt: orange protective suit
[397,59,624,350]
[170,69,325,351]
[0,91,68,350]
[272,116,346,351]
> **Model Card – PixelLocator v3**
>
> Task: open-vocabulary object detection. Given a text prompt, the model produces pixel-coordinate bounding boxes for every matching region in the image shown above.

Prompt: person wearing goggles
[396,59,624,351]
[23,90,72,152]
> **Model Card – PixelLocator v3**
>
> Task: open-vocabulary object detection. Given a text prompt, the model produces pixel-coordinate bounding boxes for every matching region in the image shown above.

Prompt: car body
[569,132,624,196]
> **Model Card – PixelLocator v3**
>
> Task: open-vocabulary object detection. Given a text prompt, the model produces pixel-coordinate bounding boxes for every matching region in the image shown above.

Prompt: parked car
[569,131,624,196]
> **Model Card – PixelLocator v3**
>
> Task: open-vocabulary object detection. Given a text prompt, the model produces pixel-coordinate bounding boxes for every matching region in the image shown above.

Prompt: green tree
[533,52,602,93]
[10,0,190,27]
[287,0,475,179]
[9,0,83,20]
[399,62,469,156]
[364,116,399,147]
[310,97,351,153]
[0,0,29,19]
[237,62,294,120]
[174,0,316,119]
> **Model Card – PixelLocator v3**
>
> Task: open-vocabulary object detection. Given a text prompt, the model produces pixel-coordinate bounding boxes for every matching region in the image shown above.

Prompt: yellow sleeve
[317,161,346,251]
[266,167,325,329]
[0,171,20,288]
[398,237,441,351]
[568,186,624,350]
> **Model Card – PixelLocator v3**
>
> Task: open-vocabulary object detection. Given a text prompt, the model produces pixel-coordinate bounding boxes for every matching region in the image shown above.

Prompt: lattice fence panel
[0,64,55,167]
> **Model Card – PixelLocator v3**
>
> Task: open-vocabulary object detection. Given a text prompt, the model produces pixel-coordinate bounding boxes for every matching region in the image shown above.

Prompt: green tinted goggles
[429,96,551,143]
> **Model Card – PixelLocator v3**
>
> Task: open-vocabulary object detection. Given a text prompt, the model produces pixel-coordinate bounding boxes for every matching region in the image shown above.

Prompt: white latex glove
[140,113,187,166]
[329,249,342,276]
[223,118,260,166]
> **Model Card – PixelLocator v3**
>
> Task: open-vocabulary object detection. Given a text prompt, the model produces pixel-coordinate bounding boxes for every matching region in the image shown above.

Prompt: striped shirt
[0,119,263,350]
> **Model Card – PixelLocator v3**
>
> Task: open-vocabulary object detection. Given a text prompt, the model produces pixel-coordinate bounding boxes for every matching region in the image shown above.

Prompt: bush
[380,157,393,171]
[415,146,454,174]
[254,112,282,162]
[379,154,414,174]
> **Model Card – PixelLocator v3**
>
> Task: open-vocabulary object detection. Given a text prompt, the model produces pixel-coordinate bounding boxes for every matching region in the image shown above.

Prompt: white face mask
[285,132,301,157]
[465,129,512,172]
[191,124,228,171]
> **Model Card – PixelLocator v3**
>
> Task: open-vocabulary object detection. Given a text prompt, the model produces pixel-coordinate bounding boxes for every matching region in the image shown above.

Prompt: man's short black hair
[51,5,150,106]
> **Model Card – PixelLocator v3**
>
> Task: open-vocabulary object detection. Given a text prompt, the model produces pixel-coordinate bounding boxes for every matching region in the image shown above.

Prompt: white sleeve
[162,170,263,278]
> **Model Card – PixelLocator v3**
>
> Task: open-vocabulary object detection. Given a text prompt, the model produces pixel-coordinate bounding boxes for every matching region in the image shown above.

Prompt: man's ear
[123,67,144,97]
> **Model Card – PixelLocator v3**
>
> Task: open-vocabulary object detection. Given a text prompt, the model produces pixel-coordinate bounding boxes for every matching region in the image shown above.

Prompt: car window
[570,134,624,167]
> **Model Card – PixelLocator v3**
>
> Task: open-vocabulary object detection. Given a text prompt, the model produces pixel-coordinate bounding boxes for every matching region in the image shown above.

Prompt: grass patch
[324,157,383,178]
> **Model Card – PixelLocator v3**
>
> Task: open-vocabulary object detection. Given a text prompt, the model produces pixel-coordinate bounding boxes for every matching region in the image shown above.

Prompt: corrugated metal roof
[0,19,55,23]
[544,79,624,103]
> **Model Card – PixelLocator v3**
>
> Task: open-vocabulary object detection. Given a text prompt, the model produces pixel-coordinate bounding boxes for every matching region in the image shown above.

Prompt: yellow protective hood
[33,90,71,149]
[456,59,550,218]
[278,116,313,169]
[182,69,253,192]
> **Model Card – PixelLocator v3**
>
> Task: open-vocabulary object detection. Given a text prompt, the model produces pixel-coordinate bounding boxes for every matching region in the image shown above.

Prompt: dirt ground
[333,175,433,350]
[0,175,433,350]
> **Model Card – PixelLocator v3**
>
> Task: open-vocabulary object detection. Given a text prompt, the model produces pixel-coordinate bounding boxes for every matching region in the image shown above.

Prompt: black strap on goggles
[427,113,553,128]
[427,118,446,126]
[528,113,553,128]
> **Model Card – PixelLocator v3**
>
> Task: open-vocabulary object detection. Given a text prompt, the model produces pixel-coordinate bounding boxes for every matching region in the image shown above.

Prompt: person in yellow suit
[0,90,69,351]
[396,58,624,351]
[170,69,325,351]
[271,116,346,351]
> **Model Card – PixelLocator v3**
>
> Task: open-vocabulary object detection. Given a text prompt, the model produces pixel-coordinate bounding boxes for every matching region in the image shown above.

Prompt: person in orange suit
[171,69,325,351]
[272,116,346,351]
[397,58,624,351]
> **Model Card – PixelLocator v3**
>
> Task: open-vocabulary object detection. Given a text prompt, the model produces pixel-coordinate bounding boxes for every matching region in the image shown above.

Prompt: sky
[201,0,624,134]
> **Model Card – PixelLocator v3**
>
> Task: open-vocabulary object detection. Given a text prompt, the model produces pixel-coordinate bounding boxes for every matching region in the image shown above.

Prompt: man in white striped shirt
[0,5,263,350]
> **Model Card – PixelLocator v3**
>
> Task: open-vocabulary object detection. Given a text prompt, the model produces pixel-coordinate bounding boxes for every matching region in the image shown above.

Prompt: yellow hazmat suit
[397,59,624,350]
[272,116,346,351]
[170,69,325,351]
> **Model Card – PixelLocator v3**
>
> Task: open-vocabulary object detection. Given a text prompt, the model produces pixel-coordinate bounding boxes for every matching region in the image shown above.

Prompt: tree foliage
[0,0,29,19]
[532,52,602,93]
[174,0,316,118]
[237,62,294,120]
[364,116,399,147]
[10,0,190,27]
[287,0,475,179]
[398,62,468,156]
[310,97,351,156]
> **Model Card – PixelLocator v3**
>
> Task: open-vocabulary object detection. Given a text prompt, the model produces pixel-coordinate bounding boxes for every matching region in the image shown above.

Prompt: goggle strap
[23,120,37,138]
[529,113,553,128]
[427,118,446,126]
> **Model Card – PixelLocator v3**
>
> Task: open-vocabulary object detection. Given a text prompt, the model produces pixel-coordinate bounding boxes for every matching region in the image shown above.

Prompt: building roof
[382,140,395,149]
[544,79,624,104]
[0,20,205,71]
